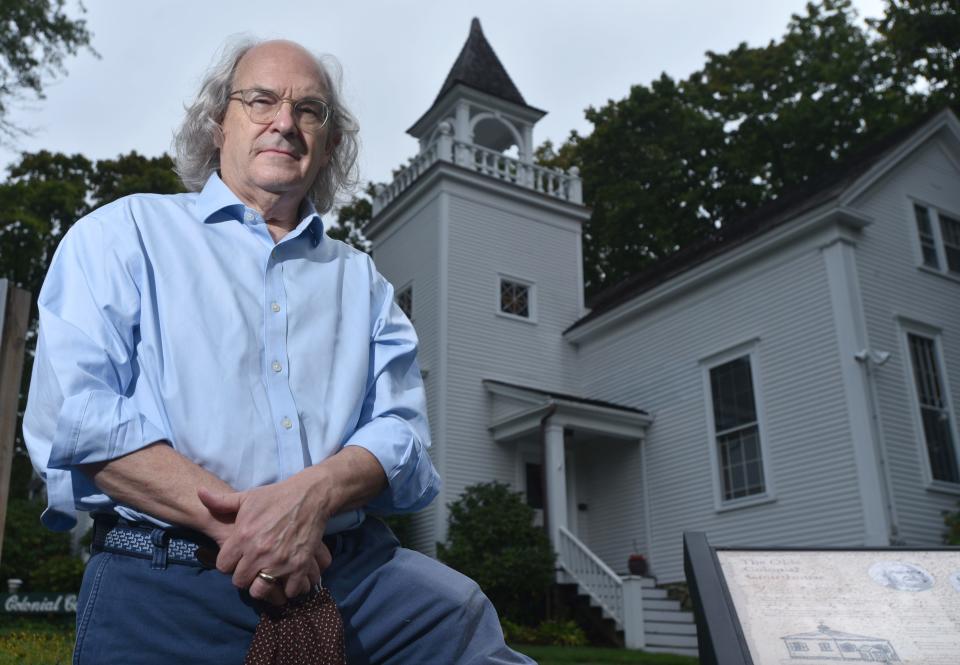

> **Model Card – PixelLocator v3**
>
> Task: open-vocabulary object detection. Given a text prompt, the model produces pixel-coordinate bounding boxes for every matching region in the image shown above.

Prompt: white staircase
[556,527,698,657]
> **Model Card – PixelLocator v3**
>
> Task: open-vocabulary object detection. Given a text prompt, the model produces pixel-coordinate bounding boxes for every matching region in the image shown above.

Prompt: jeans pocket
[73,553,113,665]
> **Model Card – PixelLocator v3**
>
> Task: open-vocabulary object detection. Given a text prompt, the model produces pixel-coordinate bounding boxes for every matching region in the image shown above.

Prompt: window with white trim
[906,332,960,483]
[499,278,530,318]
[709,355,766,501]
[396,284,413,319]
[913,203,960,275]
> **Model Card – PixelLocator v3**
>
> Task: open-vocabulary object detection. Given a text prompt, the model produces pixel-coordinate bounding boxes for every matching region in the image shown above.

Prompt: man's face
[219,41,333,207]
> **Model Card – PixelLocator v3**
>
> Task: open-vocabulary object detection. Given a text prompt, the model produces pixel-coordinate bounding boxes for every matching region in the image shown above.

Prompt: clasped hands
[197,473,332,606]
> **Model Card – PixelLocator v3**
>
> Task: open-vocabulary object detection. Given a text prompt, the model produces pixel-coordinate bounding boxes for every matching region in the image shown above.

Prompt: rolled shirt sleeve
[23,214,170,530]
[344,274,440,513]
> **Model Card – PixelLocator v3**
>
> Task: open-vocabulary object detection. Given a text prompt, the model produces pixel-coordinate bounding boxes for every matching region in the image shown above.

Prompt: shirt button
[244,210,255,223]
[271,361,282,373]
[271,302,281,313]
[281,417,293,430]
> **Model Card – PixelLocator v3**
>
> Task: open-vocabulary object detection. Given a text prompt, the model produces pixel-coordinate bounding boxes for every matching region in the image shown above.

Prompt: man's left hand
[198,477,333,602]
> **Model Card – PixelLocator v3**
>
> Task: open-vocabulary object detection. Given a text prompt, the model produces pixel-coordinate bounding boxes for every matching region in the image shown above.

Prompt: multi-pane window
[396,285,413,319]
[914,204,940,269]
[941,213,960,273]
[913,203,960,275]
[499,279,530,318]
[710,355,766,501]
[907,333,959,483]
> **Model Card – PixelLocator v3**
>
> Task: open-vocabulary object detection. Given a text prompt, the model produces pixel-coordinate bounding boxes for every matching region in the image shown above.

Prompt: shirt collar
[195,172,325,245]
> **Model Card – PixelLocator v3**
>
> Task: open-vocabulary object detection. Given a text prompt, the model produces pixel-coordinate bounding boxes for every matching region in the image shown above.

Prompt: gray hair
[173,37,359,214]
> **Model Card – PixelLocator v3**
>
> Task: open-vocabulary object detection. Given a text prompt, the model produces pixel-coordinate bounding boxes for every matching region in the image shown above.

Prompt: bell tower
[366,18,587,552]
[407,18,543,166]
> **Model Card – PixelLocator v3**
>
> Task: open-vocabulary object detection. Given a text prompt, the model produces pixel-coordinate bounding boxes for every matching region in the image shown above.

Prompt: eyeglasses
[228,89,332,132]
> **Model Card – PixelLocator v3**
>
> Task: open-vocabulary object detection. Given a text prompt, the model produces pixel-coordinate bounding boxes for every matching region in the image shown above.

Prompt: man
[24,38,533,664]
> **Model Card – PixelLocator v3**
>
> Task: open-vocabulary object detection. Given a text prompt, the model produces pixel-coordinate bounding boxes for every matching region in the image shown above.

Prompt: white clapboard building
[365,19,960,653]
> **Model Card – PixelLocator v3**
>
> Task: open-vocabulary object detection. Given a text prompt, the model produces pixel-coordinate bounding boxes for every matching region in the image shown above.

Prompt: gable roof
[566,108,960,335]
[483,379,648,415]
[434,18,528,108]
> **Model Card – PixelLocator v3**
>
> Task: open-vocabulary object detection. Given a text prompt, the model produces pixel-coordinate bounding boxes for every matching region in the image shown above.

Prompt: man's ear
[214,125,225,149]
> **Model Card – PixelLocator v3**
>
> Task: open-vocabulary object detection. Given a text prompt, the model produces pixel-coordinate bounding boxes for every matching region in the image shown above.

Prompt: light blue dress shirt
[23,173,440,531]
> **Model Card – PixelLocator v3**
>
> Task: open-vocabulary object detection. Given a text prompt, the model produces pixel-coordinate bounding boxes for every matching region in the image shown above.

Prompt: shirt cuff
[47,390,170,470]
[344,415,440,513]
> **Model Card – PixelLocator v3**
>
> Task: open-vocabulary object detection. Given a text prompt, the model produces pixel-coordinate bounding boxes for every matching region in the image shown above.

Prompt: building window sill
[926,480,960,497]
[715,493,777,514]
[917,265,960,285]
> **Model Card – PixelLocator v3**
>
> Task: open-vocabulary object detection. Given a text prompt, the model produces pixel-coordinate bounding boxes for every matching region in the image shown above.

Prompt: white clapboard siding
[366,195,443,554]
[847,137,960,546]
[442,184,585,510]
[577,239,864,582]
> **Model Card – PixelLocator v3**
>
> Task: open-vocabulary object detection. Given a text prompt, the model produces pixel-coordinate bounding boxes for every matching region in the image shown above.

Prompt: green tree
[546,0,953,298]
[327,183,374,252]
[437,482,555,625]
[0,0,96,140]
[873,0,960,110]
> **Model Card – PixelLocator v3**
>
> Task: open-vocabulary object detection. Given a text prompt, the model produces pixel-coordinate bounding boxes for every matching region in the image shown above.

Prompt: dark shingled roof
[567,110,947,334]
[484,379,648,415]
[434,18,528,107]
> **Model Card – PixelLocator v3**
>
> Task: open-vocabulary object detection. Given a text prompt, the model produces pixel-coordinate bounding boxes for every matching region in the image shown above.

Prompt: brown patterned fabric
[244,587,346,665]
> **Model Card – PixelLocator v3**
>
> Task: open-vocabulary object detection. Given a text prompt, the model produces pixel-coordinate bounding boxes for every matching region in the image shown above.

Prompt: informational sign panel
[684,532,960,665]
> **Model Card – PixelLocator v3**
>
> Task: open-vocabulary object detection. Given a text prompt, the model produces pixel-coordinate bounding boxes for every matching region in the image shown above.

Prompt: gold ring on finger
[256,570,280,584]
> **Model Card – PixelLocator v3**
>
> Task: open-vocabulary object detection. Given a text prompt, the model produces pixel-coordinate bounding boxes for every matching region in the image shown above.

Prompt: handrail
[557,526,623,625]
[372,137,582,215]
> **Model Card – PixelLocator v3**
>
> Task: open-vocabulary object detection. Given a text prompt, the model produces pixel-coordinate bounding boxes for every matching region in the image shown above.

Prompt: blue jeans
[74,517,535,664]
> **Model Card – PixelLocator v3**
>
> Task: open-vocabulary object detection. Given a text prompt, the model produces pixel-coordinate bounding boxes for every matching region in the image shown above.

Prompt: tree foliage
[542,0,959,297]
[437,481,555,625]
[0,0,95,140]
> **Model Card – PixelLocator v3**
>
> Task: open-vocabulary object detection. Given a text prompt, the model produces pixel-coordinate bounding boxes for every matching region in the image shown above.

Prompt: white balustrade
[373,137,583,214]
[557,526,624,627]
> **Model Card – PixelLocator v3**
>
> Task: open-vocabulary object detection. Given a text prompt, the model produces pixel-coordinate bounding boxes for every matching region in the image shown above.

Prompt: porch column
[543,421,568,549]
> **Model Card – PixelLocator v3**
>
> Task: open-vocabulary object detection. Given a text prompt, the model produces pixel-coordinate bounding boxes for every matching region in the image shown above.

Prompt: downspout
[855,350,899,543]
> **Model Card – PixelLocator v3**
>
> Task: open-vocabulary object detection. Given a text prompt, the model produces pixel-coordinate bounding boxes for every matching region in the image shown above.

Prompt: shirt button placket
[264,250,300,479]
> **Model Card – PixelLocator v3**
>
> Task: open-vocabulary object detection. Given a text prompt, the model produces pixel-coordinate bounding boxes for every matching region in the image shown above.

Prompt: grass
[514,644,699,664]
[0,617,74,665]
[0,618,700,664]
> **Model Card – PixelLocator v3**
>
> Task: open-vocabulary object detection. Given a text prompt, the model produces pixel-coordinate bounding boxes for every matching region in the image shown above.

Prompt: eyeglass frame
[227,88,334,132]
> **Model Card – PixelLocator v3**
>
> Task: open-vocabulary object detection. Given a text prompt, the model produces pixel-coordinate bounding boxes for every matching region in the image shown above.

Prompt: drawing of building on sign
[781,623,900,662]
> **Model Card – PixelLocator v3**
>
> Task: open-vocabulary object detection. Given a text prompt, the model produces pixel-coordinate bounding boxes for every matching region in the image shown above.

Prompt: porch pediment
[483,379,652,442]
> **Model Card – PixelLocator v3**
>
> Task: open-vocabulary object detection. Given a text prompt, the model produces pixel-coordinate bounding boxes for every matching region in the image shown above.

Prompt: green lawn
[0,618,701,664]
[514,645,698,665]
[0,618,73,665]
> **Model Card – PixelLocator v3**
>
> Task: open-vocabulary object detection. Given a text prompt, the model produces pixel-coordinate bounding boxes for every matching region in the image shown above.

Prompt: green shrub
[534,619,588,647]
[438,481,555,625]
[946,502,960,545]
[0,498,78,591]
[502,618,588,646]
[31,555,85,593]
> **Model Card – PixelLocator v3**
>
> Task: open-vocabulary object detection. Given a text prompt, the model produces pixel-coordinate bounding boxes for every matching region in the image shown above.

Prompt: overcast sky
[1,0,886,192]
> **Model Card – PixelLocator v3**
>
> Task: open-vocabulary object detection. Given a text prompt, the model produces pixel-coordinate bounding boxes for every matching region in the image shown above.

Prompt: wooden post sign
[0,279,31,567]
[684,531,960,664]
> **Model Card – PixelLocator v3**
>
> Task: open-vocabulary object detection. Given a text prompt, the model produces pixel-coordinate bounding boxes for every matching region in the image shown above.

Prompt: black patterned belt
[92,516,215,570]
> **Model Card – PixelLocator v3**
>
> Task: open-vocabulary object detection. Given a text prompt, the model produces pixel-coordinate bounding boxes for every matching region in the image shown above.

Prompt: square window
[500,279,530,318]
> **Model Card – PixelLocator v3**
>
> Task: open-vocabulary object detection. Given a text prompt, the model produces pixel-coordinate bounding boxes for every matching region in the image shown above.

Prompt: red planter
[628,555,648,576]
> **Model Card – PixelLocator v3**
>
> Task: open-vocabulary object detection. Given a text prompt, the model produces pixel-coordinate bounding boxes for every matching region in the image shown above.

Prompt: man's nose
[271,100,298,132]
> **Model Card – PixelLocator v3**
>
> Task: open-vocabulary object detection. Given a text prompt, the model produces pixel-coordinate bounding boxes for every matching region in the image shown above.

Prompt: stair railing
[556,526,623,626]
